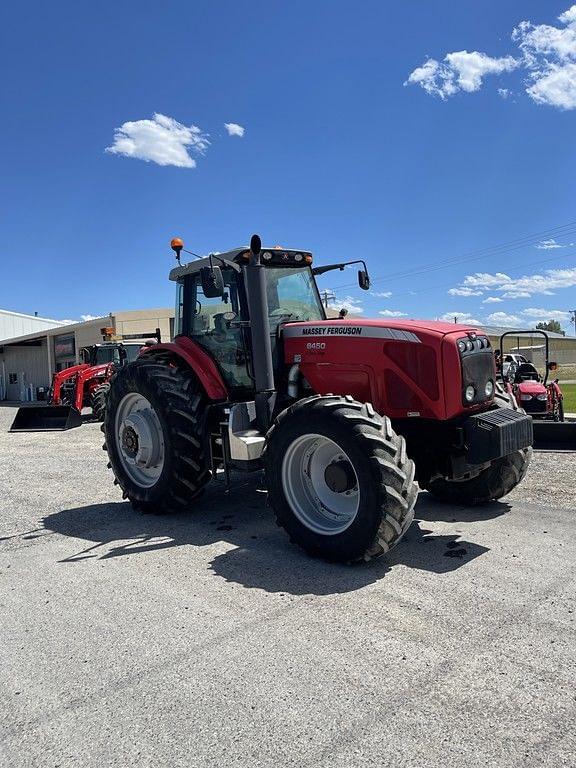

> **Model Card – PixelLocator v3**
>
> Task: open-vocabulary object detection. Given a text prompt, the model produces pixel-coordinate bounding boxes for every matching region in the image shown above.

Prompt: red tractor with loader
[10,342,143,432]
[99,235,534,564]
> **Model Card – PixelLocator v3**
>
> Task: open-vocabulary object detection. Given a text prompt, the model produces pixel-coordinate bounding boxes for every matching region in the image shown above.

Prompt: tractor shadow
[40,477,496,596]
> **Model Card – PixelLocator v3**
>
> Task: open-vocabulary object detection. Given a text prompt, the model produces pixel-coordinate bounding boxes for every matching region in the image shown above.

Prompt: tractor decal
[284,325,421,342]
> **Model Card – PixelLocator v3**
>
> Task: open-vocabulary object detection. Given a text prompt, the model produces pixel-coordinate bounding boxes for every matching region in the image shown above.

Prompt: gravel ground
[1,404,575,768]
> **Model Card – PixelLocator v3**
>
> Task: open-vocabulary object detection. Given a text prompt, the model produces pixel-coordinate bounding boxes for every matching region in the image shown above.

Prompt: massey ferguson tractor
[102,235,534,563]
[10,342,142,432]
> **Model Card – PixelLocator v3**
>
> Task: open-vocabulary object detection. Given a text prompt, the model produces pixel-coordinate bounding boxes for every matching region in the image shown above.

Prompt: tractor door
[180,269,253,393]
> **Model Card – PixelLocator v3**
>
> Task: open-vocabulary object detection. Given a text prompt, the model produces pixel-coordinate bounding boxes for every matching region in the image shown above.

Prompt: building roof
[0,307,67,325]
[480,325,569,340]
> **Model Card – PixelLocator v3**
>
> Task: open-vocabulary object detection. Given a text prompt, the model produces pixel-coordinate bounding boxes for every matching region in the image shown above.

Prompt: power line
[329,220,576,292]
[332,250,574,303]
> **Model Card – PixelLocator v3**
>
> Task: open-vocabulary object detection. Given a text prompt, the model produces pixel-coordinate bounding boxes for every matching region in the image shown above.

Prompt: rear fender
[141,337,228,401]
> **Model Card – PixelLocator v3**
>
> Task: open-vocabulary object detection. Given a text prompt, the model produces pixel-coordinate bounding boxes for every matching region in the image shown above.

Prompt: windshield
[264,267,325,330]
[95,345,140,365]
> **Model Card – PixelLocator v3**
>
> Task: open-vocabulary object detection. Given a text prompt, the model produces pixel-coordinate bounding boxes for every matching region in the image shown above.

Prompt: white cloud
[482,296,504,304]
[224,122,245,137]
[457,267,576,298]
[406,5,576,109]
[487,311,522,326]
[405,52,518,99]
[80,314,102,322]
[526,63,576,109]
[329,295,364,314]
[106,113,210,168]
[378,309,408,317]
[512,7,576,110]
[520,307,571,322]
[559,5,576,27]
[448,286,484,296]
[501,291,533,299]
[371,291,392,298]
[535,238,565,249]
[438,311,481,325]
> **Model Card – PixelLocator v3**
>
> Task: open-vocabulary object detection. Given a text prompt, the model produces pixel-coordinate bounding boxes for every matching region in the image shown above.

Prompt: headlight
[262,252,272,261]
[466,340,474,352]
[294,253,303,262]
[465,385,475,402]
[485,380,494,398]
[537,394,548,401]
[458,340,467,353]
[520,394,532,401]
[475,339,483,350]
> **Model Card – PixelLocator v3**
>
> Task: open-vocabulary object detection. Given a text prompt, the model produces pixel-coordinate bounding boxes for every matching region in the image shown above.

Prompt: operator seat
[515,362,540,383]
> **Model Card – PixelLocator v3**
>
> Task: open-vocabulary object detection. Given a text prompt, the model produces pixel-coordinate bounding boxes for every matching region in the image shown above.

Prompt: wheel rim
[115,392,165,488]
[281,434,359,535]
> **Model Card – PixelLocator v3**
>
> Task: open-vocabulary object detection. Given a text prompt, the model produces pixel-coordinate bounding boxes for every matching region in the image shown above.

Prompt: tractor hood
[282,318,493,421]
[515,380,547,395]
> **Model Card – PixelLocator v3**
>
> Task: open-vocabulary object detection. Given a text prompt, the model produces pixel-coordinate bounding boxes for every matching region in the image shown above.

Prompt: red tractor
[48,343,142,419]
[499,330,565,422]
[102,235,533,563]
[10,342,143,432]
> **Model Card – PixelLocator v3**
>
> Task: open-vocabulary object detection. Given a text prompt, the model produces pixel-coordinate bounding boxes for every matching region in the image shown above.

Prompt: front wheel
[91,383,110,422]
[103,357,211,513]
[263,395,418,563]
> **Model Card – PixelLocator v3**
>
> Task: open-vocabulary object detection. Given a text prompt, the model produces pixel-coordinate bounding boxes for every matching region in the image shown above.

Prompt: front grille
[522,398,548,414]
[461,350,495,406]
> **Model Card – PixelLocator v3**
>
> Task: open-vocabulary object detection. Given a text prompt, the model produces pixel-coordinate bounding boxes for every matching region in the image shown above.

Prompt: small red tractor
[100,235,533,563]
[10,342,143,432]
[499,330,565,422]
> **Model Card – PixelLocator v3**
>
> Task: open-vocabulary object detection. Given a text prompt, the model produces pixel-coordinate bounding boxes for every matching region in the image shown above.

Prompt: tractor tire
[91,383,110,422]
[425,388,532,506]
[103,357,211,514]
[263,395,418,563]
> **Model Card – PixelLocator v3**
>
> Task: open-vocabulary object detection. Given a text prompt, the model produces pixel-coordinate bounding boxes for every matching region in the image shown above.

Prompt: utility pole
[571,309,576,337]
[320,290,336,309]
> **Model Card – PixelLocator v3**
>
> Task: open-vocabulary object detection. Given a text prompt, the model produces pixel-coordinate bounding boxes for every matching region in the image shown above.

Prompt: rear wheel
[263,395,418,562]
[103,357,211,513]
[91,383,109,422]
[426,388,532,505]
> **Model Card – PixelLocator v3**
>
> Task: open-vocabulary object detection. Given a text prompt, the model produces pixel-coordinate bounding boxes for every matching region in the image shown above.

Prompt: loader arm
[50,364,90,405]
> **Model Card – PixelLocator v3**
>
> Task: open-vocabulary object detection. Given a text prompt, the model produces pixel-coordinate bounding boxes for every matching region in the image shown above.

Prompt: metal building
[0,308,174,401]
[0,308,68,340]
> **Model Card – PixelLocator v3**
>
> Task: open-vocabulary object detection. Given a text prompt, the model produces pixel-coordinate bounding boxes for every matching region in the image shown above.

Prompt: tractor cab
[80,343,141,369]
[170,247,330,393]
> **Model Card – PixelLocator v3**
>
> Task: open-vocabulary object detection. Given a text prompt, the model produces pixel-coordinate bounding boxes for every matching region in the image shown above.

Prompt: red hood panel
[285,318,480,337]
[516,380,547,394]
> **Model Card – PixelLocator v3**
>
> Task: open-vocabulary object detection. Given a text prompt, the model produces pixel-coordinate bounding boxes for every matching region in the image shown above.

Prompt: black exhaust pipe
[245,234,275,433]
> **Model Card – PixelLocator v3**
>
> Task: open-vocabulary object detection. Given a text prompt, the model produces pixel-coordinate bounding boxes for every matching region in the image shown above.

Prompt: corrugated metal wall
[0,311,65,341]
[1,341,50,399]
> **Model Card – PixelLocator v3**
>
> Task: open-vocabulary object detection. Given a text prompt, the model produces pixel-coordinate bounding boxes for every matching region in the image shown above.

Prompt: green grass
[560,382,576,413]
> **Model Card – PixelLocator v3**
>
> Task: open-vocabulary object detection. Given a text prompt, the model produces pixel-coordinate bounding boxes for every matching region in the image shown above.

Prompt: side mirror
[339,308,348,319]
[358,270,370,291]
[548,361,558,371]
[200,266,224,298]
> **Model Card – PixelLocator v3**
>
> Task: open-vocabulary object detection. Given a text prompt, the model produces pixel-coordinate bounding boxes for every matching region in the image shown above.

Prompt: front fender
[142,337,228,401]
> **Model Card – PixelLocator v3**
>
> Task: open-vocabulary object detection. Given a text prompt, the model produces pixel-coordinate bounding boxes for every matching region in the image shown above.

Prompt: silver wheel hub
[281,434,359,535]
[115,393,165,488]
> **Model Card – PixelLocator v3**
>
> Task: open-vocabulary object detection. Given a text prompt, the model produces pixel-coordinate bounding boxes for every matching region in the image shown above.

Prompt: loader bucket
[532,420,576,451]
[9,405,83,432]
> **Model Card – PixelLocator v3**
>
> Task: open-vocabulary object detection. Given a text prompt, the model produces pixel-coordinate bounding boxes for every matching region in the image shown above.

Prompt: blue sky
[1,1,575,331]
